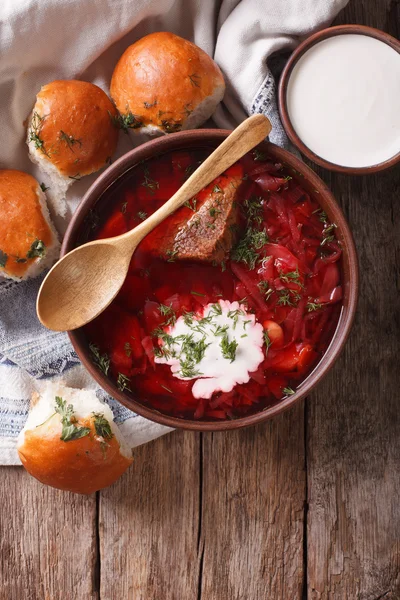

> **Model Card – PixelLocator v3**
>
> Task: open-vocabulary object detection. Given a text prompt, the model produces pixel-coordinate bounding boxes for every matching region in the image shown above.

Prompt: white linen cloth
[0,0,348,465]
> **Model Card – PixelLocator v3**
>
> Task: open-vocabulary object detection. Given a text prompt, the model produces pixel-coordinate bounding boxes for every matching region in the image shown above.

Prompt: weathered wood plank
[306,164,400,600]
[199,403,306,600]
[99,430,200,600]
[306,1,400,590]
[0,466,98,600]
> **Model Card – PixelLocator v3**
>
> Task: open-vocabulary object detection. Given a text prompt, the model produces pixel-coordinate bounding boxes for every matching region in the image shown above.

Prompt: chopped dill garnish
[220,333,238,362]
[321,223,337,246]
[179,361,202,379]
[137,210,147,220]
[166,249,178,262]
[184,198,197,211]
[161,384,173,394]
[89,343,110,376]
[243,195,263,224]
[307,302,323,312]
[92,413,113,439]
[277,289,301,307]
[211,324,229,337]
[258,281,274,301]
[40,182,49,192]
[227,308,245,329]
[29,112,49,156]
[279,268,303,287]
[263,330,271,350]
[59,130,82,151]
[26,239,46,259]
[277,290,293,306]
[183,311,195,326]
[159,303,177,326]
[110,111,143,132]
[124,342,132,357]
[231,228,269,270]
[209,206,221,218]
[117,373,131,392]
[121,202,127,214]
[209,303,222,316]
[190,290,205,297]
[213,184,222,193]
[283,387,295,396]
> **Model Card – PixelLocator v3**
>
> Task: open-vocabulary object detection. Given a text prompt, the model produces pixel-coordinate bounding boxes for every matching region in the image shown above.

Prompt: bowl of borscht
[62,129,358,431]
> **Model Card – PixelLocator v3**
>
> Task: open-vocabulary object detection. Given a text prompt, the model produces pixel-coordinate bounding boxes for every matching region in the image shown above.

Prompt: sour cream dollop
[154,300,264,399]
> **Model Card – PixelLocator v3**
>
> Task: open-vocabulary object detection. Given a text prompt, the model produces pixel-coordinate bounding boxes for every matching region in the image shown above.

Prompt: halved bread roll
[0,169,59,280]
[110,32,225,137]
[17,382,133,495]
[27,80,119,216]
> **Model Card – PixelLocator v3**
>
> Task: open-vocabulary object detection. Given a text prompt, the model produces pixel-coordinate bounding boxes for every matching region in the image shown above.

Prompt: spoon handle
[119,114,271,251]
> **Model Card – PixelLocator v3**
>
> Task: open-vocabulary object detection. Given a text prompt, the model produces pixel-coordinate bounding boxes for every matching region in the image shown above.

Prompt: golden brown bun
[110,32,225,134]
[0,170,59,280]
[28,80,119,177]
[18,414,132,495]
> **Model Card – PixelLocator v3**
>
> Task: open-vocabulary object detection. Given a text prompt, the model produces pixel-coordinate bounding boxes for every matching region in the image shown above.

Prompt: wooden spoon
[37,114,272,331]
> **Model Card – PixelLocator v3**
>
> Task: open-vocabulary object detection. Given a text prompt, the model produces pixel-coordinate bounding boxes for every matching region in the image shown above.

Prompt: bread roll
[27,80,119,216]
[110,32,225,137]
[17,382,133,494]
[0,169,59,280]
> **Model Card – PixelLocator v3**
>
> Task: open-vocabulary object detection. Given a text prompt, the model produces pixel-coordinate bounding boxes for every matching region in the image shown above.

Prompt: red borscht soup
[84,147,342,420]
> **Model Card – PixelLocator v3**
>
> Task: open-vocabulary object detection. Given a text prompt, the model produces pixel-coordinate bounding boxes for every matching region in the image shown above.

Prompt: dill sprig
[117,373,132,392]
[231,228,269,270]
[220,333,238,362]
[29,112,49,156]
[243,195,263,224]
[26,239,46,259]
[159,304,177,327]
[110,111,143,133]
[89,343,110,376]
[59,130,82,151]
[283,387,295,396]
[307,302,323,312]
[92,413,113,439]
[258,280,274,301]
[321,223,337,246]
[279,268,303,287]
[184,198,197,211]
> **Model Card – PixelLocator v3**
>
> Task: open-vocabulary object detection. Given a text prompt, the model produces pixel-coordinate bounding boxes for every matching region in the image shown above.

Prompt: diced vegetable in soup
[84,148,342,420]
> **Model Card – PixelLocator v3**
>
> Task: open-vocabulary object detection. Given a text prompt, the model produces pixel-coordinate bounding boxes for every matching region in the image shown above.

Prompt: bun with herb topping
[0,169,59,281]
[26,80,119,216]
[110,32,225,137]
[17,382,133,495]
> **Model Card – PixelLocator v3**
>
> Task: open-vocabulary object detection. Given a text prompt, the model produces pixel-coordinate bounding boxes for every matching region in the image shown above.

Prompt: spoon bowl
[37,240,132,331]
[37,114,272,331]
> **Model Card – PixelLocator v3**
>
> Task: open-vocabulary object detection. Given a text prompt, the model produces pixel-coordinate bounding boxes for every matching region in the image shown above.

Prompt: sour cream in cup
[278,25,400,173]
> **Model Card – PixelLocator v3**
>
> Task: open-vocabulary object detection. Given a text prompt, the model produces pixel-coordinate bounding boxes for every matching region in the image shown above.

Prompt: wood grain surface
[0,466,98,600]
[1,1,399,599]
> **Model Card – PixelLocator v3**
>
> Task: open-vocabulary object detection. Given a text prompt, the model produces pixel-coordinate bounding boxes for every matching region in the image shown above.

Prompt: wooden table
[1,2,399,599]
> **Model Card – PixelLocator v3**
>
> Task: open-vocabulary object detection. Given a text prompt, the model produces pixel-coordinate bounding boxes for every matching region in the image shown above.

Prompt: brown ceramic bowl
[278,25,400,174]
[62,129,358,431]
